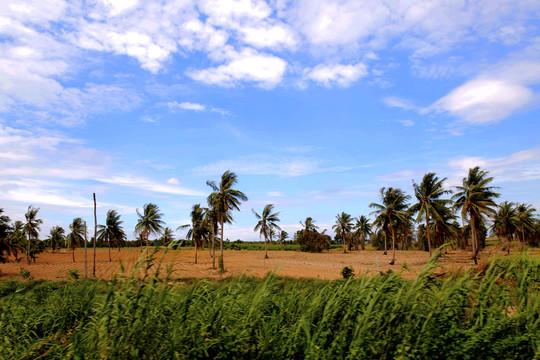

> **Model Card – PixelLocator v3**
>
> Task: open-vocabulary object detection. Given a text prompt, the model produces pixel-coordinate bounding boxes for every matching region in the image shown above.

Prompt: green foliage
[340,266,355,279]
[0,253,538,359]
[295,230,331,252]
[69,269,80,280]
[19,267,31,279]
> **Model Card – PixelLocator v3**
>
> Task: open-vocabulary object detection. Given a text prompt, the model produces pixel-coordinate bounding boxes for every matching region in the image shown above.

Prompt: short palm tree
[160,227,175,247]
[453,166,500,264]
[47,226,65,252]
[355,215,372,250]
[410,173,453,256]
[0,209,11,263]
[207,170,248,272]
[8,220,25,260]
[66,217,85,262]
[24,205,43,265]
[178,204,207,264]
[333,212,354,253]
[300,217,319,233]
[97,209,126,261]
[135,203,165,251]
[491,201,518,255]
[278,230,289,244]
[370,187,411,264]
[253,204,281,259]
[515,203,536,245]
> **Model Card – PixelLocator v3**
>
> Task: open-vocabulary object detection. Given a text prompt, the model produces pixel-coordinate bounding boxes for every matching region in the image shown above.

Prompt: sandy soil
[1,247,537,281]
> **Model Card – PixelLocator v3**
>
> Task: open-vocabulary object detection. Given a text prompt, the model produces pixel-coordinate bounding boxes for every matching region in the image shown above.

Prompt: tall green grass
[0,251,538,359]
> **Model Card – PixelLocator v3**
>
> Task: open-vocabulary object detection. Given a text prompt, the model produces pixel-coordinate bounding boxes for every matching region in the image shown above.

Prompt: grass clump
[0,252,538,359]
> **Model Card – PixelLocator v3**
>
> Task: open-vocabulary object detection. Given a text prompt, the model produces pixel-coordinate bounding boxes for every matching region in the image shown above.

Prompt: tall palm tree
[332,212,354,253]
[300,217,319,233]
[253,204,281,259]
[0,209,12,263]
[515,203,536,245]
[66,217,85,263]
[453,166,500,264]
[491,202,518,255]
[24,205,42,265]
[429,205,459,249]
[206,170,248,272]
[134,203,165,252]
[97,209,126,262]
[178,204,207,264]
[9,220,25,260]
[204,205,219,269]
[370,187,411,265]
[47,226,65,253]
[410,173,453,256]
[355,215,372,250]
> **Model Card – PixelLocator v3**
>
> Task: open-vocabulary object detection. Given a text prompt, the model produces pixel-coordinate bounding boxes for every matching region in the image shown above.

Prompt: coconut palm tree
[491,202,518,255]
[160,227,175,247]
[24,206,42,265]
[178,204,207,264]
[410,173,453,256]
[66,217,85,262]
[515,203,536,245]
[206,170,248,272]
[453,166,500,264]
[429,205,459,250]
[97,209,126,261]
[253,204,281,259]
[8,220,25,260]
[370,187,411,265]
[204,205,219,269]
[47,226,65,252]
[0,209,12,263]
[135,203,165,251]
[332,212,354,253]
[355,215,372,250]
[278,230,289,245]
[300,217,319,233]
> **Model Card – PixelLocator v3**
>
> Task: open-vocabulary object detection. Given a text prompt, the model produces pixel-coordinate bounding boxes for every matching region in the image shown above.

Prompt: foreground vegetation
[1,252,538,359]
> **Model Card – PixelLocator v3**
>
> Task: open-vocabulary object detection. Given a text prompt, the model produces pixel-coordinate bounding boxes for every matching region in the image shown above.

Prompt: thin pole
[93,193,97,277]
[84,221,88,279]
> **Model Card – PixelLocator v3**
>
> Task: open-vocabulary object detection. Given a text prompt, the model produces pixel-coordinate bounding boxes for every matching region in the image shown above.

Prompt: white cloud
[304,62,367,88]
[95,175,205,197]
[168,101,206,111]
[186,49,287,88]
[432,79,533,124]
[396,119,414,127]
[192,154,351,177]
[167,177,180,185]
[267,191,284,197]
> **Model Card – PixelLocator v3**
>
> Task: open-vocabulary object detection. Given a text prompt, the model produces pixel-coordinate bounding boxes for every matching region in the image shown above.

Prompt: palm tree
[24,206,42,265]
[134,203,165,251]
[300,217,319,233]
[66,218,85,262]
[410,173,453,256]
[429,205,459,250]
[453,166,500,264]
[332,212,354,253]
[355,215,372,250]
[0,209,12,263]
[97,209,126,261]
[278,230,289,245]
[204,206,219,269]
[160,227,175,247]
[515,203,536,245]
[370,187,411,265]
[178,204,207,264]
[8,220,25,260]
[253,204,281,259]
[207,170,248,272]
[491,202,518,255]
[47,226,65,253]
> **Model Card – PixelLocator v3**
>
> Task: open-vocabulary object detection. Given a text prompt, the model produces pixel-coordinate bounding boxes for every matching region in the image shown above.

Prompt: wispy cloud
[303,62,367,88]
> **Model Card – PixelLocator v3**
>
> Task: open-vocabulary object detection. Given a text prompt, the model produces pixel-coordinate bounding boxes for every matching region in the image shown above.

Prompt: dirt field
[3,246,535,281]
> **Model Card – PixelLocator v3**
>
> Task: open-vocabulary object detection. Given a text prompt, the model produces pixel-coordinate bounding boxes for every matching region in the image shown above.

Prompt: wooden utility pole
[93,193,97,277]
[84,221,88,279]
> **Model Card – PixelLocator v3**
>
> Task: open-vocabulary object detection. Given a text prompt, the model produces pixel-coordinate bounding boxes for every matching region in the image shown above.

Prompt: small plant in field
[341,266,355,279]
[19,267,31,279]
[68,269,80,280]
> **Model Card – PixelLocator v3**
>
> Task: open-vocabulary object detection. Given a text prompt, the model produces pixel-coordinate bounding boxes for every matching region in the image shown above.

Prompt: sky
[1,0,539,241]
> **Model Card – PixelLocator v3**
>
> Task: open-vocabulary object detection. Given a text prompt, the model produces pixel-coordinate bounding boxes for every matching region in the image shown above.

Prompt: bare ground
[1,247,537,281]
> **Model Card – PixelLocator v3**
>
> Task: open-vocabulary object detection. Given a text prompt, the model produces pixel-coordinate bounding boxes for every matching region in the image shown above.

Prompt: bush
[341,266,355,279]
[68,269,80,280]
[19,267,31,279]
[295,231,331,252]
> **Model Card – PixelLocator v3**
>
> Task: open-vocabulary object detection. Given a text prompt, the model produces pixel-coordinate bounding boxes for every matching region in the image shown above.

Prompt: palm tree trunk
[383,231,388,255]
[220,217,224,272]
[425,211,432,256]
[212,226,216,269]
[108,238,111,262]
[343,233,347,253]
[194,238,198,264]
[264,229,269,259]
[72,247,75,262]
[470,215,478,265]
[27,232,31,265]
[390,227,396,265]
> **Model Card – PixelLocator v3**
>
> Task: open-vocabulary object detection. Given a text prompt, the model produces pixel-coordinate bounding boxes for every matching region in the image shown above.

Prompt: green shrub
[341,266,355,279]
[19,267,30,279]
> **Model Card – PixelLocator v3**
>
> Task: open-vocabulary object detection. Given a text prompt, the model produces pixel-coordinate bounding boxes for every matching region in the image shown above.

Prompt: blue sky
[1,0,539,241]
